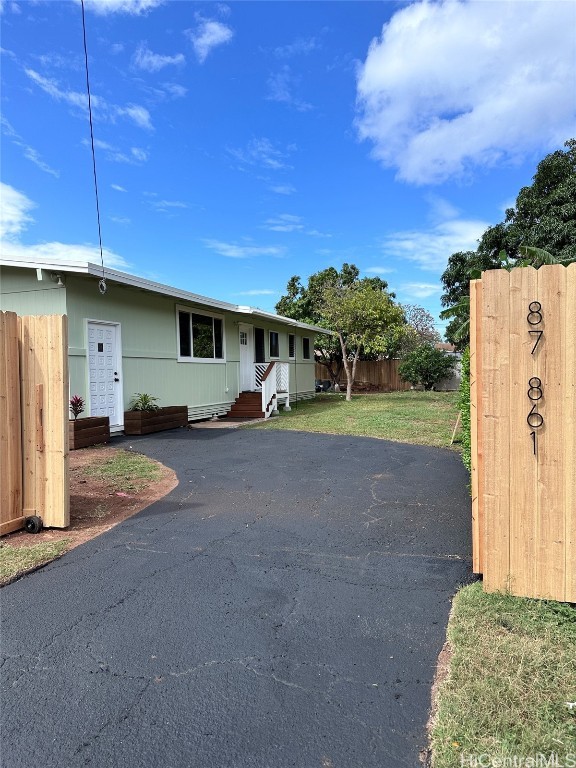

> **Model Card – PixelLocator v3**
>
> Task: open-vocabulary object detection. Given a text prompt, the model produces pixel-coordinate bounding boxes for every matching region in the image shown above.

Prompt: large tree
[275,263,399,386]
[440,139,576,347]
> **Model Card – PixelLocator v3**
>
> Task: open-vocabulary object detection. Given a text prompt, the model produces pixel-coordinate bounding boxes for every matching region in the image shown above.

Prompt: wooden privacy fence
[470,264,575,602]
[0,312,69,534]
[315,359,410,391]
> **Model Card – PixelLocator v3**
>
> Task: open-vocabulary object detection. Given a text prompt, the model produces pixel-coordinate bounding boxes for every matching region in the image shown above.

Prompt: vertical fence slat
[470,279,482,573]
[482,269,511,593]
[20,315,37,515]
[0,312,23,532]
[508,267,538,597]
[43,316,69,528]
[565,263,576,603]
[533,266,566,599]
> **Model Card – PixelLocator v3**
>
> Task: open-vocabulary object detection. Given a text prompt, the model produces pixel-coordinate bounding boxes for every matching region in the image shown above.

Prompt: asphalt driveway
[1,428,472,768]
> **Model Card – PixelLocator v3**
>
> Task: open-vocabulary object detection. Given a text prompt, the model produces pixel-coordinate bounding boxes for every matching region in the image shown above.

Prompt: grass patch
[431,582,576,766]
[83,449,161,491]
[245,391,460,449]
[0,540,70,584]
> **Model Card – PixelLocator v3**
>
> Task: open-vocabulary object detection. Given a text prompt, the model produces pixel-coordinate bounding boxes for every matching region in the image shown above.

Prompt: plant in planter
[128,393,160,412]
[68,394,110,450]
[124,393,188,435]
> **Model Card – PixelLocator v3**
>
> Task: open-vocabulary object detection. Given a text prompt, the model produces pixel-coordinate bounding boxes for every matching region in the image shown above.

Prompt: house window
[269,331,279,358]
[177,308,224,361]
[240,331,248,346]
[255,328,265,363]
[288,333,295,359]
[302,337,311,360]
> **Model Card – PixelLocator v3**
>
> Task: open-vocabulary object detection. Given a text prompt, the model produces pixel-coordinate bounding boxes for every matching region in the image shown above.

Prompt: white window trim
[288,333,296,360]
[302,336,311,360]
[176,304,226,363]
[269,330,280,360]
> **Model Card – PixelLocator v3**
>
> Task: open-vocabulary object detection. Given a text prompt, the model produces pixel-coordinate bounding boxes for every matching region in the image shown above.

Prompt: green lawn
[0,540,69,584]
[83,448,161,491]
[431,582,576,766]
[245,391,461,449]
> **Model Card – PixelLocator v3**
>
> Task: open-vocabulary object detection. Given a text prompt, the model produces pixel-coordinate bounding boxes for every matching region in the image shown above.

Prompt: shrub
[459,347,471,474]
[398,344,455,390]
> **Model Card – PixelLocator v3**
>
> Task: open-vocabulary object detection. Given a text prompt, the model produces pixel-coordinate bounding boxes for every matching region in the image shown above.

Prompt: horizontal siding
[0,268,67,315]
[4,269,319,417]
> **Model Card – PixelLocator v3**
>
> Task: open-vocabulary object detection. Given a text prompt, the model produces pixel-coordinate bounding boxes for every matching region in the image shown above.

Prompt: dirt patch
[3,446,177,553]
[421,639,454,765]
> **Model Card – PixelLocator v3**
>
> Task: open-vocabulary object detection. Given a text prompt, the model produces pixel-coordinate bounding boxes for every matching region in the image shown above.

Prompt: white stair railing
[254,363,268,389]
[260,362,277,419]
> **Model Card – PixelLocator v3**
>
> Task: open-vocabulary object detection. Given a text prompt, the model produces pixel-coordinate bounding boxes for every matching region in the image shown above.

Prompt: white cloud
[25,69,153,130]
[150,199,188,212]
[75,0,164,15]
[383,218,488,272]
[228,137,293,171]
[162,82,187,99]
[111,184,126,192]
[269,184,295,195]
[110,215,131,225]
[234,289,277,296]
[132,43,185,72]
[0,182,129,268]
[264,214,303,233]
[116,104,152,130]
[186,19,234,64]
[203,239,284,259]
[83,139,148,165]
[356,0,576,184]
[365,266,396,275]
[1,117,59,177]
[267,66,313,112]
[0,182,35,239]
[274,37,318,58]
[398,283,441,299]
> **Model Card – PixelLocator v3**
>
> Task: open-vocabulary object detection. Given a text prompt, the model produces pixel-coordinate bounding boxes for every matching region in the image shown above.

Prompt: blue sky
[1,0,575,336]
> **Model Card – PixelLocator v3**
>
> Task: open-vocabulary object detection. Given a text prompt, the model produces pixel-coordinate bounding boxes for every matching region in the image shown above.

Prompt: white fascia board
[235,305,333,335]
[0,256,333,333]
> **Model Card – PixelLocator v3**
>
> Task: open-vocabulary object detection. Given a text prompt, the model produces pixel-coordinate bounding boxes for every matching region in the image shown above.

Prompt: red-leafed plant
[69,394,85,420]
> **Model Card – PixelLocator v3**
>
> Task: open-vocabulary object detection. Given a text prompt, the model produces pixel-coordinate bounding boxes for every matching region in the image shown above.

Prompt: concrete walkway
[1,429,472,768]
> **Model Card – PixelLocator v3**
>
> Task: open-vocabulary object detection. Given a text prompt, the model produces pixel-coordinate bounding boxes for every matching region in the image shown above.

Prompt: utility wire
[80,0,107,294]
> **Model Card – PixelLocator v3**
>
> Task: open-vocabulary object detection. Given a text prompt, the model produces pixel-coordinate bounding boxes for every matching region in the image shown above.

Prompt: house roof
[0,256,332,335]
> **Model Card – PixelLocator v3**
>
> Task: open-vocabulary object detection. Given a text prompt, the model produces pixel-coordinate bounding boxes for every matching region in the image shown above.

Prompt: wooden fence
[0,312,69,534]
[470,264,575,602]
[315,359,410,391]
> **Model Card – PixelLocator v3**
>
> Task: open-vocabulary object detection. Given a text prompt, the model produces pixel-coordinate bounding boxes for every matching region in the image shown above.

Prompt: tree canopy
[321,280,405,400]
[275,263,400,387]
[440,139,576,347]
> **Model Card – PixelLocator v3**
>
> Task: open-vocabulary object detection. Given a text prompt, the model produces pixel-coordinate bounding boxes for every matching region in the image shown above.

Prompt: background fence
[0,311,69,534]
[470,264,575,603]
[315,359,410,391]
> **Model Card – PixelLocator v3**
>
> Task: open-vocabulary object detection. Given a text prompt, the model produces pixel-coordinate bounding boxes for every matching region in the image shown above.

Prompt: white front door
[87,321,123,428]
[239,323,254,391]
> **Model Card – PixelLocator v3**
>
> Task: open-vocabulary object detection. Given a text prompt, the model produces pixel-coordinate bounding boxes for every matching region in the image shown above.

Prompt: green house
[0,257,327,431]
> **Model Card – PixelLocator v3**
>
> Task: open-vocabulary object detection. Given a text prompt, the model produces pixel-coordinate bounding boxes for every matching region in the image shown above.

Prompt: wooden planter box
[123,406,188,436]
[69,416,110,450]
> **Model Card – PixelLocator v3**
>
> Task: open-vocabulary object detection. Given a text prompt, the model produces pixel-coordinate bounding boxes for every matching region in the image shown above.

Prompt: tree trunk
[346,348,361,401]
[338,333,353,401]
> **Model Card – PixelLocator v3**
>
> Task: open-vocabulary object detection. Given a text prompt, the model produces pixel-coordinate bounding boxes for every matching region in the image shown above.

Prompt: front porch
[226,362,291,420]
